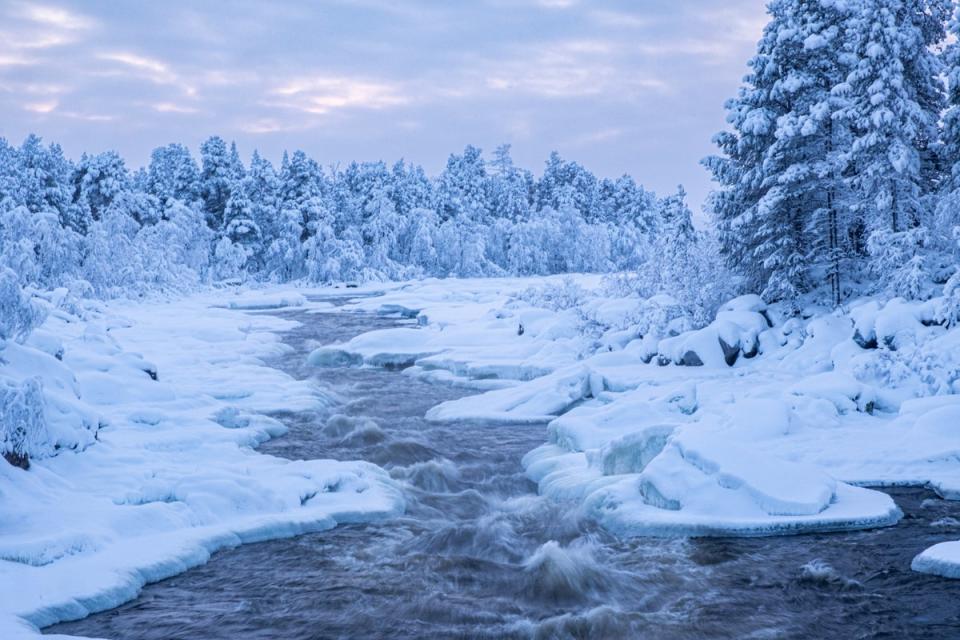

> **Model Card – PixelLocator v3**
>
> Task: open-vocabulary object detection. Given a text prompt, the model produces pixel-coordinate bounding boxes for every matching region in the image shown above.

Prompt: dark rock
[852,328,878,350]
[143,365,158,381]
[759,309,774,328]
[3,450,29,470]
[656,355,671,367]
[678,350,704,367]
[518,323,525,336]
[742,337,760,359]
[717,337,740,367]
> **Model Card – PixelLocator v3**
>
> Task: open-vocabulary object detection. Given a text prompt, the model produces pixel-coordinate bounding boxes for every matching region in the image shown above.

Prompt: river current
[47,304,960,639]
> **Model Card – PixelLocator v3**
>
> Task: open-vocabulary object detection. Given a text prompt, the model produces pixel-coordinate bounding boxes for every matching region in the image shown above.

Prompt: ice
[426,365,597,424]
[0,289,403,638]
[912,541,960,579]
[314,277,960,543]
[216,290,308,310]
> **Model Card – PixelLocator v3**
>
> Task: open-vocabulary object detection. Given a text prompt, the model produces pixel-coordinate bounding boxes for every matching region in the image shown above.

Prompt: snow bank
[215,288,308,310]
[306,278,960,546]
[306,275,600,384]
[0,289,403,639]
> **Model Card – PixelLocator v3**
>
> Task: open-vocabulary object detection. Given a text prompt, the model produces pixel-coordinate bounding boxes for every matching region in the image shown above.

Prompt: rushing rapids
[47,304,960,639]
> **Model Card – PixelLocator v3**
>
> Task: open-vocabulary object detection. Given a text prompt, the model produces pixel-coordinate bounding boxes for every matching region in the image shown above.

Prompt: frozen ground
[3,275,960,639]
[0,286,403,639]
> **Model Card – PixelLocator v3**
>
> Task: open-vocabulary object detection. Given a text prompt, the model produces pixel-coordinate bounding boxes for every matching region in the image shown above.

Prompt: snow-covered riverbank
[0,287,403,639]
[310,276,960,569]
[4,274,960,638]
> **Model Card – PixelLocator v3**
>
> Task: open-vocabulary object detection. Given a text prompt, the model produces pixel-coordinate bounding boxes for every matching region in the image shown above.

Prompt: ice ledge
[584,480,902,538]
[912,541,960,579]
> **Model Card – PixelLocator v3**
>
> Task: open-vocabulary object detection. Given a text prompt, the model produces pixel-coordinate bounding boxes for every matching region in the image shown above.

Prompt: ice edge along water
[0,286,405,640]
[5,275,960,639]
[307,278,960,555]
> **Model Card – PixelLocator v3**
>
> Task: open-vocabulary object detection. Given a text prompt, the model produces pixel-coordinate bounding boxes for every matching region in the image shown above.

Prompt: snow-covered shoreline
[0,286,404,639]
[308,276,960,567]
[5,273,960,639]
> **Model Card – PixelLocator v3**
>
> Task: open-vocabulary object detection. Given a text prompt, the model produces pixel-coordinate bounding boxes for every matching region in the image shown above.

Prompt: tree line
[0,135,702,299]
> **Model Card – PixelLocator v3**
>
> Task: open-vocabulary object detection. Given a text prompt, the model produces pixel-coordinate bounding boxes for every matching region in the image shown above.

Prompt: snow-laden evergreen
[706,0,958,307]
[0,137,689,301]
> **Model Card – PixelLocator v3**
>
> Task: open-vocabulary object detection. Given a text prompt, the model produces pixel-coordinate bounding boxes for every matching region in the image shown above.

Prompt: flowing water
[48,304,960,639]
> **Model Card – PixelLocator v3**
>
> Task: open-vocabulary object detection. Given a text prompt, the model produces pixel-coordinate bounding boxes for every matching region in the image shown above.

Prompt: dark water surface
[47,304,960,639]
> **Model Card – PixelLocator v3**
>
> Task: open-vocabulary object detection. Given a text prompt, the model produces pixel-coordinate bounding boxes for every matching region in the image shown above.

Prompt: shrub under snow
[0,267,45,344]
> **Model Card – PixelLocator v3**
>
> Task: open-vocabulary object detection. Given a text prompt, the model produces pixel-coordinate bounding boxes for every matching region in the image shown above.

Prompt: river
[47,303,960,639]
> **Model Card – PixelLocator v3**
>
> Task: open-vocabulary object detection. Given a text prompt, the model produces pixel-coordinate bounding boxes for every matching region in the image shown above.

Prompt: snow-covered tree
[704,0,855,306]
[200,136,240,231]
[0,268,45,344]
[72,151,130,226]
[842,0,949,297]
[146,143,200,207]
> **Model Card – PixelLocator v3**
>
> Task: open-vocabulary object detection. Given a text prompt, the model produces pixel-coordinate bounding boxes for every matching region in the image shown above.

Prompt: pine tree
[199,136,236,231]
[72,151,130,225]
[702,2,790,299]
[842,0,949,297]
[146,143,200,207]
[758,0,857,306]
[245,150,280,263]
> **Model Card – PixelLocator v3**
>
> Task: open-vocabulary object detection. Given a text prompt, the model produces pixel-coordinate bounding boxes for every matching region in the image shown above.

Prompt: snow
[0,287,403,639]
[215,290,308,310]
[301,277,960,552]
[5,272,960,640]
[912,541,960,579]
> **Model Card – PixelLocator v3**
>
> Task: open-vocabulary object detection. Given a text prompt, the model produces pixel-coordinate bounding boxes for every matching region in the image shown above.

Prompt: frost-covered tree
[82,205,144,297]
[536,152,599,222]
[200,136,239,231]
[18,135,79,231]
[842,0,949,297]
[436,145,491,223]
[703,3,791,298]
[704,0,856,306]
[72,151,130,226]
[146,143,200,207]
[246,151,280,250]
[222,184,262,271]
[759,0,857,306]
[488,144,533,221]
[0,268,45,344]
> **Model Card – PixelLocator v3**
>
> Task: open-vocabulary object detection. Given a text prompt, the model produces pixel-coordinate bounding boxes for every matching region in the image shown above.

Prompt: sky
[0,0,767,214]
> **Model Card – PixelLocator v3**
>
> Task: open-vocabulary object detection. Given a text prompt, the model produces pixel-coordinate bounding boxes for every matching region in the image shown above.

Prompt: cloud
[23,99,57,113]
[97,51,196,96]
[588,9,650,29]
[0,53,34,66]
[269,76,409,115]
[151,102,199,114]
[0,3,95,51]
[479,40,667,98]
[572,127,627,145]
[18,4,95,31]
[238,118,295,134]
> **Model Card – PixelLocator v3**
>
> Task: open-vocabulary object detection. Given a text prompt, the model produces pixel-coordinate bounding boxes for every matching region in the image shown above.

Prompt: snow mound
[218,290,307,310]
[426,365,600,424]
[912,542,960,579]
